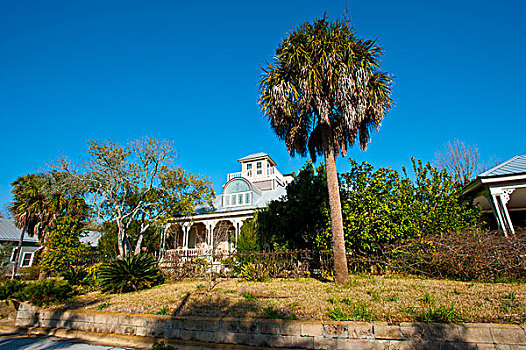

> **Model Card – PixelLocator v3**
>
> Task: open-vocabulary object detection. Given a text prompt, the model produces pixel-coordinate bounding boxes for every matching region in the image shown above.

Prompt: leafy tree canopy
[256,159,481,254]
[59,137,215,257]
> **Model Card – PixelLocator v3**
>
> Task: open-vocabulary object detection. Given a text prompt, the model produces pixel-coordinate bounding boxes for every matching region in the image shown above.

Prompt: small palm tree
[259,17,393,284]
[9,174,48,278]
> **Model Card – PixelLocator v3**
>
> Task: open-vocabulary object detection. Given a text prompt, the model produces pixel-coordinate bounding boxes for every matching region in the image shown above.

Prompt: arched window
[223,179,253,207]
[224,180,250,194]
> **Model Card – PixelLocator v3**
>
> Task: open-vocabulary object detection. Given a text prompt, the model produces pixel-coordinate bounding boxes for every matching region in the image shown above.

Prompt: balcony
[227,167,284,183]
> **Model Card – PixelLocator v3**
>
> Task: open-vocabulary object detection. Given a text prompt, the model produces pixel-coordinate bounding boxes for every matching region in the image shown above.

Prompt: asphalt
[0,335,132,349]
[0,325,268,350]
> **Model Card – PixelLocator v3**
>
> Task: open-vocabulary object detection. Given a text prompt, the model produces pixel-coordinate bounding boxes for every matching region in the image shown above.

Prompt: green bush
[61,266,89,286]
[19,265,41,281]
[0,280,26,300]
[98,254,163,293]
[240,262,270,282]
[18,279,74,306]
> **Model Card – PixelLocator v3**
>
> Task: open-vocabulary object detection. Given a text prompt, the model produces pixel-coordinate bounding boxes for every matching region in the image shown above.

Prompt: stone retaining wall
[15,303,526,349]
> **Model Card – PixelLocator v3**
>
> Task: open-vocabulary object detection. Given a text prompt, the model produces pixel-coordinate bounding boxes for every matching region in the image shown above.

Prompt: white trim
[20,252,34,267]
[480,174,526,184]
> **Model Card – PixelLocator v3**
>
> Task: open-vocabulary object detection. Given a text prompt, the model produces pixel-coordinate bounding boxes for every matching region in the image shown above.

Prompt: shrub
[20,279,74,306]
[387,230,526,282]
[240,262,270,282]
[18,265,41,281]
[0,280,26,300]
[61,266,89,286]
[40,216,90,274]
[98,254,163,293]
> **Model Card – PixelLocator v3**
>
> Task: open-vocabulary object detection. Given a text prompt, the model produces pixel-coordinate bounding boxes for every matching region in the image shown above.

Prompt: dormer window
[256,161,262,175]
[223,179,253,207]
[246,163,252,177]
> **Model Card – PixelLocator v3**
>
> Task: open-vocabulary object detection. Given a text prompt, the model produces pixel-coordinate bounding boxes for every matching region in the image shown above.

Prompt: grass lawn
[64,275,525,324]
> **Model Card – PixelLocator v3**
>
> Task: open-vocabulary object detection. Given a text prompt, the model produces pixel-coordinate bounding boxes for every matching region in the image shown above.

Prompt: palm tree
[9,174,47,278]
[259,18,393,284]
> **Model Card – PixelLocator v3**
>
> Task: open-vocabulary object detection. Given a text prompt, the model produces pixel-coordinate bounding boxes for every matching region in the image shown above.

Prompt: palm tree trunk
[11,228,25,279]
[321,126,350,285]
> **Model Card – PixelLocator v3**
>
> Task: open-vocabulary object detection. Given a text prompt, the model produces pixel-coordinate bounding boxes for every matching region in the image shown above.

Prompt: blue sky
[1,0,525,212]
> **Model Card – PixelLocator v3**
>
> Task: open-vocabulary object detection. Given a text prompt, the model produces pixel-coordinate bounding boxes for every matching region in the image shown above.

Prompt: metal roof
[479,155,526,178]
[0,218,38,242]
[237,152,277,166]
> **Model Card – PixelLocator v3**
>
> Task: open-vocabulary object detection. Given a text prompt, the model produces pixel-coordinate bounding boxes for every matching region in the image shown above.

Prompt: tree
[62,137,215,257]
[39,216,89,274]
[9,172,88,278]
[259,17,393,284]
[435,139,480,186]
[9,174,46,278]
[257,162,329,250]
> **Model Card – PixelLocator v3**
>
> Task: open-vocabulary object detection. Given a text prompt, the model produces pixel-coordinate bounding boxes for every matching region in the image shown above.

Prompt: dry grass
[62,275,525,324]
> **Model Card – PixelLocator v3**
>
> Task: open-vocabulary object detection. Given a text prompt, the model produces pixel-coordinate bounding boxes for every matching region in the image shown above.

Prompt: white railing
[227,167,284,182]
[160,248,211,261]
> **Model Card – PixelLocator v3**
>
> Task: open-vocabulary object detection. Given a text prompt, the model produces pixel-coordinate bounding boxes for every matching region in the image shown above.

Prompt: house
[162,153,292,256]
[0,218,40,272]
[462,155,526,235]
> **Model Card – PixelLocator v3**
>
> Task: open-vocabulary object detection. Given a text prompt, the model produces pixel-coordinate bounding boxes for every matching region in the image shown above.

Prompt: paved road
[0,336,134,350]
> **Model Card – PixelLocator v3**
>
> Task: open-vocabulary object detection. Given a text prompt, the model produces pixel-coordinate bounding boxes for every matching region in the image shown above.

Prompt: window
[10,248,19,263]
[223,179,253,207]
[246,163,253,176]
[256,161,262,175]
[21,252,33,267]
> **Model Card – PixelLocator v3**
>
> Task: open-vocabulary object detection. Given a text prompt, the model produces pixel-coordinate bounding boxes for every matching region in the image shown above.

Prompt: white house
[462,155,526,235]
[162,153,292,257]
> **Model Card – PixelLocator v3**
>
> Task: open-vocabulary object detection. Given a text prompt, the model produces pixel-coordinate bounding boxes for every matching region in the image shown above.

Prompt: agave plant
[98,254,163,293]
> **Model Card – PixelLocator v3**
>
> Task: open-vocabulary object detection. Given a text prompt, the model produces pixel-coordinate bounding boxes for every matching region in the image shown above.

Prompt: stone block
[314,336,339,349]
[239,320,258,333]
[280,320,303,336]
[400,322,429,340]
[220,319,239,333]
[259,319,280,334]
[347,322,373,339]
[178,330,198,341]
[491,326,526,345]
[165,327,180,339]
[247,334,274,347]
[426,323,462,342]
[374,323,404,340]
[193,330,215,343]
[336,339,389,350]
[184,318,218,331]
[216,331,250,345]
[323,322,348,338]
[389,340,435,350]
[459,325,495,344]
[302,322,323,337]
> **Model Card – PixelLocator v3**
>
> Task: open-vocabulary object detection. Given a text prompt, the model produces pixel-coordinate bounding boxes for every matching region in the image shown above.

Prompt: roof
[80,230,102,247]
[237,152,276,166]
[0,218,38,243]
[479,155,526,178]
[210,185,287,214]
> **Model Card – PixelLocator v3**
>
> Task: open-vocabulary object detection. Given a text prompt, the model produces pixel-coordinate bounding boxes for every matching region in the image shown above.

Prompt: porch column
[207,221,217,250]
[490,187,516,236]
[160,223,170,254]
[183,224,191,248]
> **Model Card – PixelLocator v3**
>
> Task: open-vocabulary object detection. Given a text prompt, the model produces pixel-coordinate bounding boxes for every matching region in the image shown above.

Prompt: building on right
[462,155,526,235]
